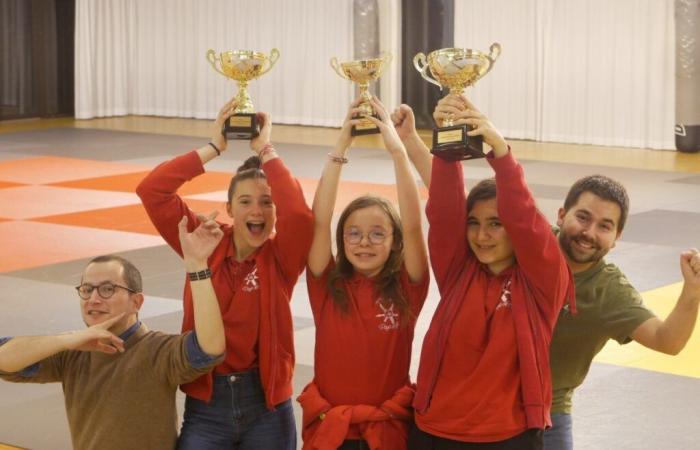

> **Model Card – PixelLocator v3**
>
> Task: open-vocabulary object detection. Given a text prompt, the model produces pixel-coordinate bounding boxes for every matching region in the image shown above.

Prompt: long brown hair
[327,195,410,322]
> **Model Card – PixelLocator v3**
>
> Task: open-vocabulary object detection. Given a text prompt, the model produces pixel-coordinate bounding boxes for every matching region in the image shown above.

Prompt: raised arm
[425,96,480,289]
[366,97,428,282]
[392,104,432,189]
[307,101,361,277]
[632,248,700,354]
[136,98,240,255]
[0,315,125,374]
[454,97,569,310]
[178,212,226,356]
[254,113,314,282]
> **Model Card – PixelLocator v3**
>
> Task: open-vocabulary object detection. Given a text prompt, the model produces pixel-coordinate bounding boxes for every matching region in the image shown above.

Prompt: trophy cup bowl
[413,43,501,160]
[330,52,392,136]
[207,48,280,140]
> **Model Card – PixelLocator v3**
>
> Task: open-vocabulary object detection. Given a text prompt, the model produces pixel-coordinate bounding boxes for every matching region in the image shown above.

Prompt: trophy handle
[376,51,393,78]
[206,49,227,77]
[482,43,502,76]
[413,52,442,89]
[259,48,280,76]
[330,57,350,80]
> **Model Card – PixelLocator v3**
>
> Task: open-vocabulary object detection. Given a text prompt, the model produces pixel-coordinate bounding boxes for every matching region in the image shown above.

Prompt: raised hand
[391,104,419,141]
[178,212,224,271]
[433,94,467,127]
[335,98,364,151]
[440,94,507,155]
[212,97,239,153]
[681,248,700,292]
[62,314,126,354]
[364,97,407,156]
[250,112,272,154]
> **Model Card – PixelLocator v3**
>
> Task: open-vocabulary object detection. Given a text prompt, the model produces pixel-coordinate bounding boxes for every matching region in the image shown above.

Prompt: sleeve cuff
[0,337,40,377]
[184,332,223,370]
[485,145,515,167]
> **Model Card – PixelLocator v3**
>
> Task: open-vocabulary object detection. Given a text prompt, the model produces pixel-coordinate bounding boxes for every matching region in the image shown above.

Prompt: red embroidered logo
[375,299,399,331]
[496,279,512,310]
[242,267,259,292]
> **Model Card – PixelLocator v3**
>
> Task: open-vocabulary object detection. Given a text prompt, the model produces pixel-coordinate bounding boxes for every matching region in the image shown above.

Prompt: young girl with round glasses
[297,97,429,450]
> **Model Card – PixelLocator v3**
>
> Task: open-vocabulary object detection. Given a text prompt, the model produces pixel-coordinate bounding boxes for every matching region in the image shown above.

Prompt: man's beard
[559,232,608,265]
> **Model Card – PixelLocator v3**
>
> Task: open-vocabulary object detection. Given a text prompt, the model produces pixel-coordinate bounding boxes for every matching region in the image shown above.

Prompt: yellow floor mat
[594,281,700,378]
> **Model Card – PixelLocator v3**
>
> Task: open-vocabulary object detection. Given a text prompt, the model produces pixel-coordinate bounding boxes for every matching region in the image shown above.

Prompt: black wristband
[208,142,221,156]
[188,268,212,281]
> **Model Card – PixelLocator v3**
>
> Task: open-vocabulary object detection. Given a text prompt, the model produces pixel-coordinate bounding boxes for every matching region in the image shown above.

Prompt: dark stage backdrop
[0,0,75,121]
[401,0,454,129]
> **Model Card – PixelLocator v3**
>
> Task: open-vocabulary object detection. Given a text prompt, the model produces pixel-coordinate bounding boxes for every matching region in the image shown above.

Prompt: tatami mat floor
[0,117,699,449]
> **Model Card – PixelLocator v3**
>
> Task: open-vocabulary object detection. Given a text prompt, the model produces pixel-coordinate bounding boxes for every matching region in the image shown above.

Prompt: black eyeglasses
[343,228,388,245]
[75,283,137,300]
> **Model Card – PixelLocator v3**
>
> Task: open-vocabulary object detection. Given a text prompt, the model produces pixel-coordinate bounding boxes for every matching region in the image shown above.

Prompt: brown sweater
[0,324,221,450]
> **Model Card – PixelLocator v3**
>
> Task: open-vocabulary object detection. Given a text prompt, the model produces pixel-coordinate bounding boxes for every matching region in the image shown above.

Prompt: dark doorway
[401,0,453,128]
[0,0,75,120]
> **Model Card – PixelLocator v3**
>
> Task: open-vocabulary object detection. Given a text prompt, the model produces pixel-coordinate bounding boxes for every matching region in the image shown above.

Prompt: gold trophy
[413,43,501,160]
[206,49,280,140]
[330,52,392,136]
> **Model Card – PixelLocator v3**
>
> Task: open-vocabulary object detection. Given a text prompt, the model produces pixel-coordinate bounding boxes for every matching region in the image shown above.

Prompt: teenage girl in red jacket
[406,95,574,450]
[298,97,429,450]
[137,98,313,450]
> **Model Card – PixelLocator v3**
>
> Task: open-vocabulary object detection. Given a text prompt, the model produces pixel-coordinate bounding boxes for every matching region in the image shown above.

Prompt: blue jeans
[543,413,573,450]
[177,370,296,450]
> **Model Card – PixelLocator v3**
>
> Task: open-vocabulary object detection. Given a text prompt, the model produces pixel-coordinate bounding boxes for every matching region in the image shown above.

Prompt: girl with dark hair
[297,97,429,450]
[136,97,313,450]
[408,95,575,450]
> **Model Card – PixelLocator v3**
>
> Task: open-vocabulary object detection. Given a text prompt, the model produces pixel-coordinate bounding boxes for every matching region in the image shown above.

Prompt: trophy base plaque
[431,125,485,161]
[223,114,260,140]
[351,114,381,136]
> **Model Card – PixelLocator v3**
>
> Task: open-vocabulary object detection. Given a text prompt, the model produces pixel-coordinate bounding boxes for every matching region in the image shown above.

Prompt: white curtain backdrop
[75,0,354,127]
[378,0,402,111]
[453,0,676,149]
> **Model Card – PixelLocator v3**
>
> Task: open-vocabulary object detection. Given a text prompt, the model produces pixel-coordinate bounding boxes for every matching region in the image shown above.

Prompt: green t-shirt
[550,258,655,413]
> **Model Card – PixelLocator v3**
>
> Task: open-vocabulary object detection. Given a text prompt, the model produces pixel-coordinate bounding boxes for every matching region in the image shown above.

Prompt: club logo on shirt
[376,299,400,331]
[242,267,259,292]
[496,279,512,310]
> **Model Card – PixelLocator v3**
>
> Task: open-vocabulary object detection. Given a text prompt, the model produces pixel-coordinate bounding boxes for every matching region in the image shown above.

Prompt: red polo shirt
[306,262,428,439]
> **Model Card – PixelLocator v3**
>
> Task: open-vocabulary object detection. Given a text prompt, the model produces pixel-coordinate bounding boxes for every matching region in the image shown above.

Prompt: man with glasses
[0,214,226,450]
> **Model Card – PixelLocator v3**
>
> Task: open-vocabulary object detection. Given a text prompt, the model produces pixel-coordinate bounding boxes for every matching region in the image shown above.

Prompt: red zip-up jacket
[136,150,313,408]
[414,149,575,432]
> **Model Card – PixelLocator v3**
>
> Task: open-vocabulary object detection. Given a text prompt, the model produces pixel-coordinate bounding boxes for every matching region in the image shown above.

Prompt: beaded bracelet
[257,143,275,159]
[208,142,221,156]
[188,268,212,281]
[327,153,349,164]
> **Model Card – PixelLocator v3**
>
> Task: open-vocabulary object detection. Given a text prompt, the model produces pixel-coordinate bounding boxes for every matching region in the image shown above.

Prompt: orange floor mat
[0,221,165,273]
[0,157,148,184]
[0,181,24,190]
[0,185,141,220]
[33,199,233,236]
[50,171,149,192]
[51,170,236,196]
